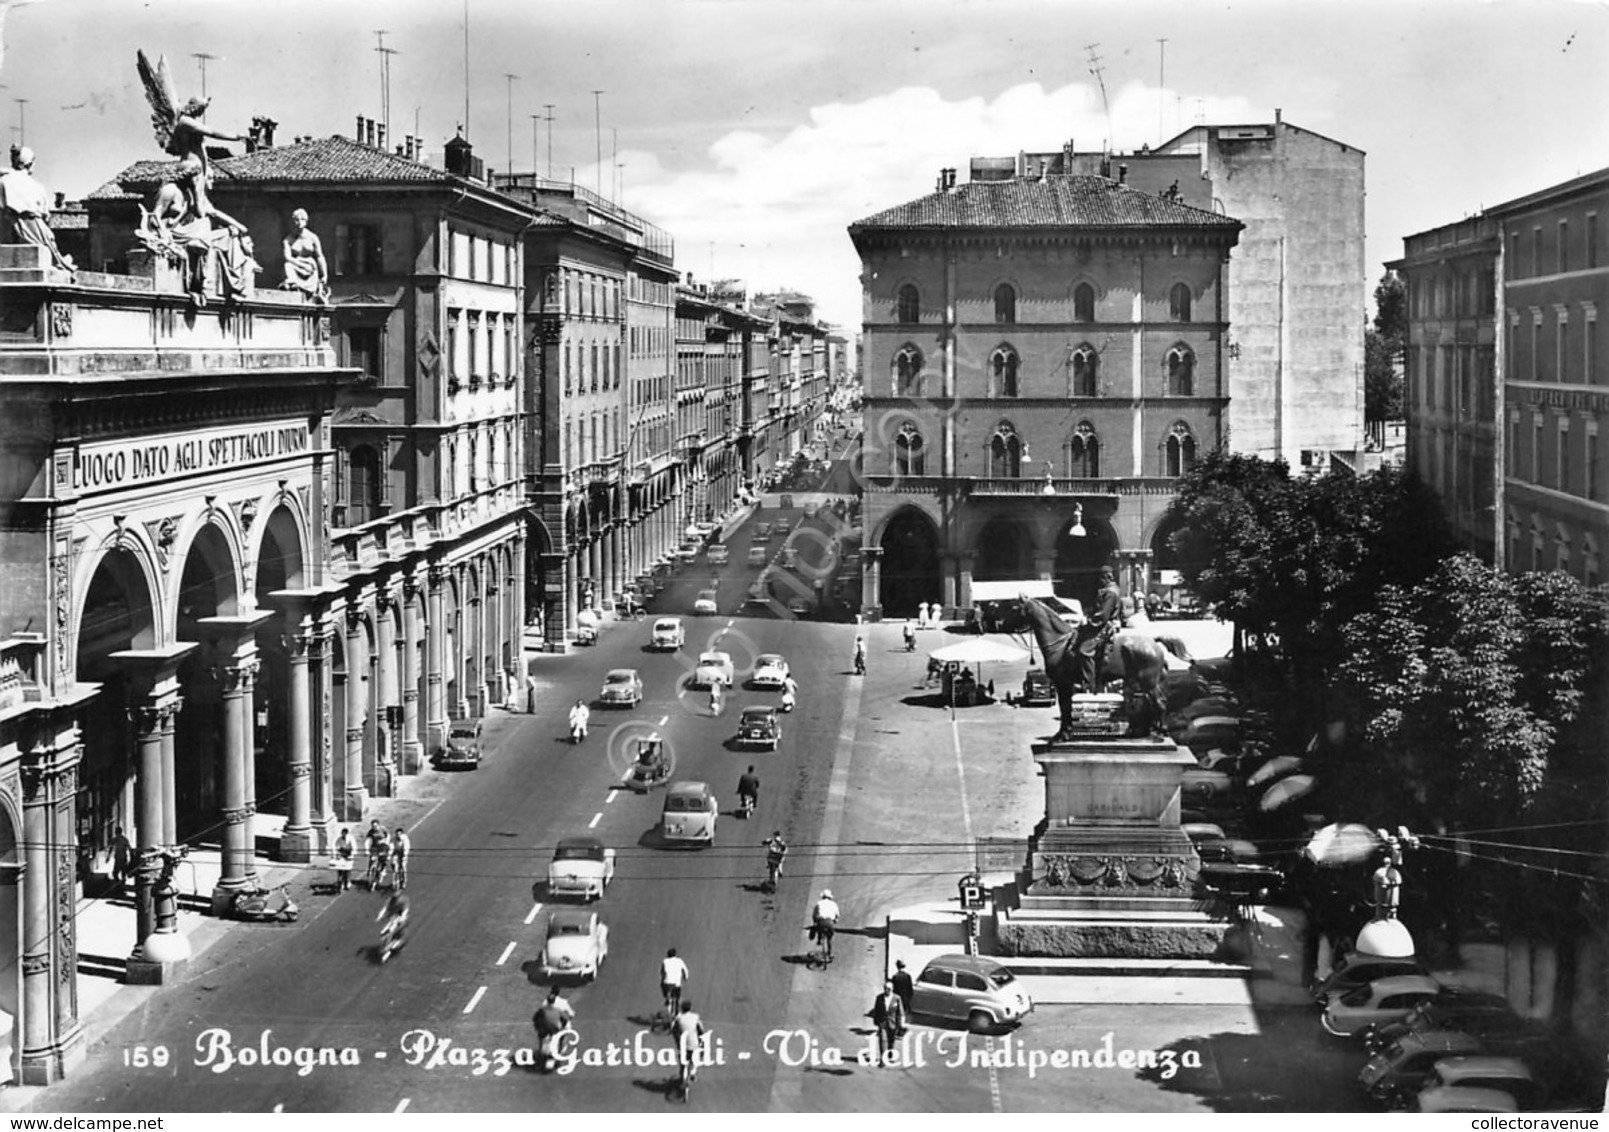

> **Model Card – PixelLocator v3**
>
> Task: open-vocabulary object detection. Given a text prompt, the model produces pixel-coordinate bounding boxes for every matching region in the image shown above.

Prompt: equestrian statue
[1016,586,1169,741]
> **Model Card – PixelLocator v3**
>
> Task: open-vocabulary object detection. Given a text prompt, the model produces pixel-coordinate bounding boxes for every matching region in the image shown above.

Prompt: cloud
[610,79,1261,330]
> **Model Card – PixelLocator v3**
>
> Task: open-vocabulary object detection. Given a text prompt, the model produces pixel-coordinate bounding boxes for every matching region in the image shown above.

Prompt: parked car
[787,597,811,618]
[1413,1085,1520,1114]
[546,835,616,901]
[651,617,685,651]
[802,501,820,518]
[539,908,609,981]
[435,718,483,770]
[1358,1029,1486,1107]
[599,668,643,708]
[747,545,769,567]
[738,706,781,750]
[707,545,729,565]
[693,651,734,688]
[1321,974,1444,1038]
[751,654,790,689]
[1415,1057,1544,1111]
[660,781,718,846]
[755,522,773,540]
[780,547,799,568]
[1365,990,1543,1053]
[693,590,719,616]
[1314,951,1430,1003]
[910,954,1033,1033]
[1019,668,1055,706]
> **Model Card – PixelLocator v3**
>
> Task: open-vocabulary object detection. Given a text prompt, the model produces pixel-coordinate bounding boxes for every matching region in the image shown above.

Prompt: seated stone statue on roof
[1,146,76,274]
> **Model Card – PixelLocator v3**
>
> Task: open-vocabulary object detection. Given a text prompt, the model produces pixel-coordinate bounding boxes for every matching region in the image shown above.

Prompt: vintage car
[910,954,1033,1033]
[693,651,735,689]
[751,654,790,689]
[706,545,729,565]
[693,590,719,616]
[539,908,609,981]
[802,501,820,518]
[660,781,718,845]
[746,545,769,567]
[435,718,483,770]
[546,835,616,901]
[755,522,773,539]
[738,706,781,750]
[651,617,685,651]
[772,518,792,535]
[1415,1057,1544,1111]
[787,597,812,618]
[1321,974,1444,1038]
[599,669,643,708]
[1365,990,1549,1055]
[1019,668,1055,707]
[1358,1029,1486,1107]
[1314,951,1431,1003]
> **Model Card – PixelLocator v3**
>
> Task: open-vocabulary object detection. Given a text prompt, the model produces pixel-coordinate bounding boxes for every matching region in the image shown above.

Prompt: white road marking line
[606,788,619,803]
[463,986,487,1014]
[588,811,602,829]
[659,715,669,725]
[272,1104,284,1113]
[496,940,517,966]
[394,1098,410,1113]
[525,902,543,925]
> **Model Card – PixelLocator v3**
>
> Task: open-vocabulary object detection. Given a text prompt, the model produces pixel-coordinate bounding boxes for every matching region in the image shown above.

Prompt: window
[1067,423,1100,477]
[1533,227,1542,277]
[1531,311,1541,380]
[989,424,1023,477]
[894,423,925,476]
[346,445,381,525]
[468,432,479,494]
[1558,312,1569,383]
[1165,345,1195,396]
[1557,526,1571,574]
[1558,221,1570,273]
[1165,424,1197,477]
[1586,309,1598,385]
[346,327,382,383]
[447,312,460,386]
[990,346,1021,397]
[896,284,919,324]
[1585,534,1600,587]
[591,343,600,392]
[337,223,383,276]
[1509,231,1520,276]
[994,283,1016,324]
[893,344,924,394]
[1169,282,1192,322]
[1589,214,1599,269]
[1069,345,1098,396]
[1533,415,1543,483]
[466,313,480,385]
[1589,423,1599,501]
[1558,419,1570,490]
[1074,282,1095,323]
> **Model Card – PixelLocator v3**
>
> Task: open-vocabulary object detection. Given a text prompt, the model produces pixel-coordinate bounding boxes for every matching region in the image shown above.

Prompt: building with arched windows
[849,167,1242,617]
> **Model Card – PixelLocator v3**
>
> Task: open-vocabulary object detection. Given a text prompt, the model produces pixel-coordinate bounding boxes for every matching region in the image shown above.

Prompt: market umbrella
[1302,822,1382,867]
[930,638,1030,665]
[1259,774,1317,812]
[576,608,601,628]
[1246,755,1306,789]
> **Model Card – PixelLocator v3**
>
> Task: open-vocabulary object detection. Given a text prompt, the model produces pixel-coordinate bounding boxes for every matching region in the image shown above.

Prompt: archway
[253,506,305,819]
[1053,513,1118,612]
[877,508,941,618]
[0,802,19,1085]
[973,516,1034,581]
[75,548,159,878]
[174,523,241,839]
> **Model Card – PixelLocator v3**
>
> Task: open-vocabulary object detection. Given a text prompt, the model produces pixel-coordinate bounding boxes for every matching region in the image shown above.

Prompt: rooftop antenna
[1156,38,1167,143]
[190,53,218,99]
[504,73,519,175]
[462,0,470,141]
[530,113,541,176]
[1085,43,1111,150]
[375,33,399,149]
[591,90,604,196]
[543,103,555,178]
[13,98,28,146]
[611,126,618,201]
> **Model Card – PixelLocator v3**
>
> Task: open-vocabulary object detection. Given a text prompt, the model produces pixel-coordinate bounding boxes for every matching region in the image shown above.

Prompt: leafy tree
[1372,270,1407,349]
[1365,328,1404,422]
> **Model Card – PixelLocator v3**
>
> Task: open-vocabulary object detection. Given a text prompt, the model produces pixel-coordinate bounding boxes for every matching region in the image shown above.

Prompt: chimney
[54,192,64,209]
[1118,163,1128,185]
[366,119,377,147]
[936,168,946,193]
[356,114,365,143]
[376,124,387,152]
[1275,107,1282,125]
[947,168,957,190]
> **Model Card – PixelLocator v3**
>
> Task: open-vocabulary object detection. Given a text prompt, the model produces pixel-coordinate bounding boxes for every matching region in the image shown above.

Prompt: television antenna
[375,33,400,149]
[1085,43,1111,150]
[191,53,218,99]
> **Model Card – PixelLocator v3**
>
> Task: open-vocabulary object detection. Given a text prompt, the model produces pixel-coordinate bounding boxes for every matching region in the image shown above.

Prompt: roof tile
[850,175,1240,231]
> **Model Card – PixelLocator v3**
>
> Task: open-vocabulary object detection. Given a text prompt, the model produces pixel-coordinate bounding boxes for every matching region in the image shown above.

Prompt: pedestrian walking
[110,826,134,887]
[891,959,914,1020]
[391,827,411,891]
[871,980,906,1065]
[332,826,356,892]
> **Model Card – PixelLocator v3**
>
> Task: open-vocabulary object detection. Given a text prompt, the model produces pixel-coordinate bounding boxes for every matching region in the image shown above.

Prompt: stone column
[1033,552,1057,582]
[344,606,371,820]
[425,565,447,754]
[17,699,89,1084]
[940,553,959,613]
[957,551,978,611]
[401,576,424,775]
[308,610,336,846]
[263,595,318,861]
[109,644,194,982]
[198,613,271,916]
[861,545,884,620]
[374,589,398,797]
[159,694,178,848]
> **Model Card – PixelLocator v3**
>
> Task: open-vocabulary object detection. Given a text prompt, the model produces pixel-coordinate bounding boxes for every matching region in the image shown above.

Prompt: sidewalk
[0,774,447,1110]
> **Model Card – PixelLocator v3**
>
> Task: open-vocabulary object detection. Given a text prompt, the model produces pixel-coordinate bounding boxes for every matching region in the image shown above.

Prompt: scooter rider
[532,988,573,1071]
[569,699,590,744]
[736,766,760,816]
[708,677,724,716]
[781,674,798,712]
[763,830,788,891]
[376,890,410,957]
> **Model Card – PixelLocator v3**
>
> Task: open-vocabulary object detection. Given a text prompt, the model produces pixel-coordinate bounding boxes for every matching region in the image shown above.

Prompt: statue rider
[1075,567,1123,693]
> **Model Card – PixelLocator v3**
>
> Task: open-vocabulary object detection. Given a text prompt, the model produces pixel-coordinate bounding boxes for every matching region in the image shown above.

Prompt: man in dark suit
[890,959,914,1020]
[1075,567,1123,692]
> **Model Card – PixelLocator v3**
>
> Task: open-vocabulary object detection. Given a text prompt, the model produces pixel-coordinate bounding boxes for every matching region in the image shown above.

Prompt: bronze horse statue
[1016,595,1169,740]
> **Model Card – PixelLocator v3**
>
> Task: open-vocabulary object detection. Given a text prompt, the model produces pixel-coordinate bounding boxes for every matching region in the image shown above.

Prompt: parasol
[1246,755,1306,789]
[1258,773,1317,812]
[1302,822,1382,867]
[930,638,1029,665]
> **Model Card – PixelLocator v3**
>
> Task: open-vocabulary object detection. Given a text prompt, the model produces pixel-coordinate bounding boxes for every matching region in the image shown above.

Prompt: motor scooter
[780,689,796,713]
[378,916,406,964]
[230,883,299,923]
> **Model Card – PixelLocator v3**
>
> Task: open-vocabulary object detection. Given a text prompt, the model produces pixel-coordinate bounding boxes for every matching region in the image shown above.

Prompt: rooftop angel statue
[136,49,246,235]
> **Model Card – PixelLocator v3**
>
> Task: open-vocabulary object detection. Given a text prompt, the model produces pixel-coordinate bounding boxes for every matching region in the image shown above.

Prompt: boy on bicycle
[811,889,840,959]
[659,947,689,1016]
[671,999,706,1091]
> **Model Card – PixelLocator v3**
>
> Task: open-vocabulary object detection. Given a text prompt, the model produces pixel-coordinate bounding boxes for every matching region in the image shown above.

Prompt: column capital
[108,643,197,707]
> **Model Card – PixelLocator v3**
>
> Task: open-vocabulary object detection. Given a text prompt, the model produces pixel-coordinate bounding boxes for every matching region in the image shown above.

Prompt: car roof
[698,651,731,662]
[605,669,638,679]
[1417,1086,1519,1113]
[1394,1030,1486,1054]
[655,617,682,628]
[921,953,1011,977]
[554,835,605,852]
[548,908,595,930]
[666,780,710,798]
[742,706,776,717]
[1362,975,1445,995]
[1432,1056,1535,1080]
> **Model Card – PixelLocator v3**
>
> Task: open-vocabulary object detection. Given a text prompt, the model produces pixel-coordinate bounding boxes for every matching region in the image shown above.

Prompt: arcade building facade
[848,169,1242,618]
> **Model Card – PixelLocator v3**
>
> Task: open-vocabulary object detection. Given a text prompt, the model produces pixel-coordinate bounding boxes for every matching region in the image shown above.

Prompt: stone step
[1018,895,1217,915]
[1000,955,1254,978]
[1008,903,1224,923]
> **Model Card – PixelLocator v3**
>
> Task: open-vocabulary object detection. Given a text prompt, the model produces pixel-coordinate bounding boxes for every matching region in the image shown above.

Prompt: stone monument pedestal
[996,736,1229,959]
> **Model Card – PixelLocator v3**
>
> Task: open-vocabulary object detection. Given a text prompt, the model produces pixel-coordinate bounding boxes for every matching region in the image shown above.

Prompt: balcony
[861,474,1181,497]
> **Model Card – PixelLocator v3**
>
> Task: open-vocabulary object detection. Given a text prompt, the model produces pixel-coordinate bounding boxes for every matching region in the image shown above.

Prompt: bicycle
[366,852,391,891]
[651,983,682,1032]
[805,922,835,969]
[678,1048,698,1101]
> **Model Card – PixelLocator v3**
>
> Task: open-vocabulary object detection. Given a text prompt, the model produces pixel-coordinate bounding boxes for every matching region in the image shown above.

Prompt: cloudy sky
[3,0,1605,330]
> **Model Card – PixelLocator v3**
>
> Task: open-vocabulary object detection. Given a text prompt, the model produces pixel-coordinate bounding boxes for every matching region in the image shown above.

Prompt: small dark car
[738,706,780,750]
[434,719,483,769]
[1019,668,1055,707]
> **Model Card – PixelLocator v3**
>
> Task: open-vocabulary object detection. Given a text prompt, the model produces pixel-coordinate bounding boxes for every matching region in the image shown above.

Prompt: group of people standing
[871,959,916,1064]
[330,820,411,893]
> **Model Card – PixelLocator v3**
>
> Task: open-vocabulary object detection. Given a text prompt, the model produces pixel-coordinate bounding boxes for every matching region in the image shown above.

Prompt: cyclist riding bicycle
[708,679,723,716]
[659,947,690,1018]
[670,999,706,1092]
[736,766,760,816]
[532,988,573,1070]
[365,820,391,889]
[811,888,840,959]
[762,831,788,892]
[376,890,410,958]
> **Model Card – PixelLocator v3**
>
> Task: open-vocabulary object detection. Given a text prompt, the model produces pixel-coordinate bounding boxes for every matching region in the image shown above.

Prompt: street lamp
[1067,503,1087,538]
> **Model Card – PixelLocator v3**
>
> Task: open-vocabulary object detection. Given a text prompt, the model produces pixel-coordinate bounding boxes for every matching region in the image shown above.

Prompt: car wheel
[967,1010,994,1034]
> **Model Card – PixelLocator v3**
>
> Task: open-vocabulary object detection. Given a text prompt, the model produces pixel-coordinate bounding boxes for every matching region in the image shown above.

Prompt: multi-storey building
[849,167,1242,618]
[86,129,531,828]
[1388,217,1500,561]
[2,213,345,1073]
[1393,166,1607,583]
